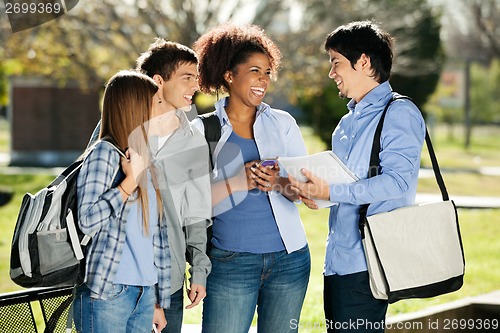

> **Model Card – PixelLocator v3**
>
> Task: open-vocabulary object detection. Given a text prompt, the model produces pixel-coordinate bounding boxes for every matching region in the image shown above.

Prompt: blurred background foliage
[0,0,499,146]
[0,2,499,330]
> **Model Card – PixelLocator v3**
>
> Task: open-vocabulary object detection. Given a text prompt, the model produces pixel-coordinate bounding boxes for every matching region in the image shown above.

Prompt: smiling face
[327,49,378,103]
[156,62,199,112]
[226,52,271,110]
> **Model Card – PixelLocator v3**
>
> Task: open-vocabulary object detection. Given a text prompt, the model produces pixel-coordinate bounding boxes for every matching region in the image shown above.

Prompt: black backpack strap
[197,111,221,254]
[198,111,222,170]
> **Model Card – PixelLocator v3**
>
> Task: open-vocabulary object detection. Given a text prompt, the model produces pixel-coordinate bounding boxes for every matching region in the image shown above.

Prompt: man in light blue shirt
[289,21,426,332]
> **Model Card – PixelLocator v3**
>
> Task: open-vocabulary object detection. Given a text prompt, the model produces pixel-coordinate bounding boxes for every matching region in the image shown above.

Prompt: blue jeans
[161,287,183,333]
[202,245,311,333]
[73,283,156,333]
[324,272,388,332]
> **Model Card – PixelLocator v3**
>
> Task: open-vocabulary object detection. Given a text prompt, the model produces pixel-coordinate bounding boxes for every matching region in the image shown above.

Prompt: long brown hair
[100,70,163,233]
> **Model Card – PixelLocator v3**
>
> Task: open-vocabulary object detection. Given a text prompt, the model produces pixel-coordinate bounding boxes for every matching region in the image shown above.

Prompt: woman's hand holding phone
[251,158,279,191]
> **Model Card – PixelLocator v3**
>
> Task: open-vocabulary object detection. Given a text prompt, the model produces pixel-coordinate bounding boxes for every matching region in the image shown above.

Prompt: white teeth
[184,95,192,100]
[251,87,265,96]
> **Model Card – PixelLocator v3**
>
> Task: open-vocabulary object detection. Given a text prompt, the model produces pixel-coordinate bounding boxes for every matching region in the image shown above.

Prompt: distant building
[438,69,464,109]
[8,76,100,167]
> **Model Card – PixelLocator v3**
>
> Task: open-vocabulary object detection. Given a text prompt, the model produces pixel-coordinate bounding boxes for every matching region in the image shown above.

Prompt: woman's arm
[211,160,258,207]
[77,144,126,235]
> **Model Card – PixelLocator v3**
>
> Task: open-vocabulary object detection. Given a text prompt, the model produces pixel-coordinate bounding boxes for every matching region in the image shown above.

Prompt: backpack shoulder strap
[100,138,126,158]
[198,111,221,169]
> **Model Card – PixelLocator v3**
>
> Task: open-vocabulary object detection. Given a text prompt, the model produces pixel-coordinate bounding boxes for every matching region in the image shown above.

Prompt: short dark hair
[324,21,394,83]
[136,38,198,81]
[193,24,282,94]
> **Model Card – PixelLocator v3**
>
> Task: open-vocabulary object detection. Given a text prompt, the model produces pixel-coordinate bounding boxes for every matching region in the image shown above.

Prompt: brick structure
[9,77,101,166]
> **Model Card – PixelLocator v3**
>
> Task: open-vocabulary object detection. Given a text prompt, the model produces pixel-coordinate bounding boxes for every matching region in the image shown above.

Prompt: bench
[0,286,75,332]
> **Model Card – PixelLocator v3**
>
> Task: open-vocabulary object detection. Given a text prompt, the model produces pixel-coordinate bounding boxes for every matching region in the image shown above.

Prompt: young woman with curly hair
[192,24,311,333]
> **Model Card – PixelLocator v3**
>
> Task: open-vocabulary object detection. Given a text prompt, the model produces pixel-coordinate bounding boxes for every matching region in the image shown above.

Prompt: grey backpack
[10,140,125,287]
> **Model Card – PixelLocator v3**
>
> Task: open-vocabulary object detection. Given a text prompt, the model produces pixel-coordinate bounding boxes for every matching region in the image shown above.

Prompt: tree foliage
[442,0,500,63]
[0,0,289,88]
[1,0,444,147]
[289,0,444,146]
[470,59,500,124]
[438,0,500,147]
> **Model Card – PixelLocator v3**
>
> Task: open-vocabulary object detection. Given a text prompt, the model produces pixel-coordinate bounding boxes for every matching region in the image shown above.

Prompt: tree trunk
[464,58,472,149]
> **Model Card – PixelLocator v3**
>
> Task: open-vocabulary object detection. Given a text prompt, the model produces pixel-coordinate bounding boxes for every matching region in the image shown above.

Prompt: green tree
[0,0,288,89]
[1,0,443,136]
[470,59,500,124]
[440,0,500,147]
[291,0,443,146]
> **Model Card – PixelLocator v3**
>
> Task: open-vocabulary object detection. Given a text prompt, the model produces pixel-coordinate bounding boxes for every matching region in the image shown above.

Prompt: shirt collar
[348,81,393,113]
[175,108,195,136]
[214,96,271,125]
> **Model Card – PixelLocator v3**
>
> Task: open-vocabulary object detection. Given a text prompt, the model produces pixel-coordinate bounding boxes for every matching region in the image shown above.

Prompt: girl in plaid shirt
[73,70,170,333]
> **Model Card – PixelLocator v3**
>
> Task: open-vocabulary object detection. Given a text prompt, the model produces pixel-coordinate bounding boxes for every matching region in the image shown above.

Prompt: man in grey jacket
[87,39,212,333]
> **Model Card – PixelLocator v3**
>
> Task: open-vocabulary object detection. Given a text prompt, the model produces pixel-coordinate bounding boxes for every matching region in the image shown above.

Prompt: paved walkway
[416,193,500,209]
[417,166,500,208]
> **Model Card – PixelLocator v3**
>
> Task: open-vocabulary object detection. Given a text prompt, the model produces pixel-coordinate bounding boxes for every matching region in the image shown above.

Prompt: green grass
[0,174,55,292]
[422,125,500,169]
[0,118,9,153]
[0,123,499,332]
[418,172,500,196]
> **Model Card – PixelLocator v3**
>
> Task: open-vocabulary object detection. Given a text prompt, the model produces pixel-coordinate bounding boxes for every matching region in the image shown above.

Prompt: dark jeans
[162,287,183,333]
[324,271,388,333]
[202,245,311,333]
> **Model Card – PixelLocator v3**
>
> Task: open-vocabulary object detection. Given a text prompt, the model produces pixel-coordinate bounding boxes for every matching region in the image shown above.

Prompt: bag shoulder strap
[359,95,450,234]
[370,96,449,200]
[100,139,127,159]
[198,111,221,169]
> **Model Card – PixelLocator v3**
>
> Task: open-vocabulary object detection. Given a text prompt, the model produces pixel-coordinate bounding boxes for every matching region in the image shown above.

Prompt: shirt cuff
[102,187,126,219]
[190,271,207,288]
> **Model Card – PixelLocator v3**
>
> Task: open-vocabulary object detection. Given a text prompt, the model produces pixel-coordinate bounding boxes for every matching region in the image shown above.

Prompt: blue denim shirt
[325,82,426,276]
[192,97,308,253]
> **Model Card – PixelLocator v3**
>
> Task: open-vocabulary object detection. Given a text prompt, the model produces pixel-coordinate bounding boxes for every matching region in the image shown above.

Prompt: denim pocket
[295,244,310,254]
[108,284,127,299]
[209,246,238,261]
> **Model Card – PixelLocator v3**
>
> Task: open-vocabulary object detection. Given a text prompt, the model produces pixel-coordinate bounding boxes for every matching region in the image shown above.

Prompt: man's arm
[184,220,210,308]
[182,140,212,308]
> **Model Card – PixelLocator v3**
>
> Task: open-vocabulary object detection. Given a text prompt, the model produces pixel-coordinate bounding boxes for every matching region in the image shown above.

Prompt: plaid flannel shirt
[77,141,171,308]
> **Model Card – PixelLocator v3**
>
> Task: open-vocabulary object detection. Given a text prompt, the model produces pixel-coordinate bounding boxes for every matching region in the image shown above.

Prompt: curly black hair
[193,24,282,94]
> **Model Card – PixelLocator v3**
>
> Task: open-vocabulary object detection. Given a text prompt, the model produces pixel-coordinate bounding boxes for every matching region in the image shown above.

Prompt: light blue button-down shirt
[192,97,308,253]
[325,81,426,276]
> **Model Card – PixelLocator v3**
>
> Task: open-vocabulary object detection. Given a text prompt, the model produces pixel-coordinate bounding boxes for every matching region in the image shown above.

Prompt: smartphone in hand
[259,159,277,167]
